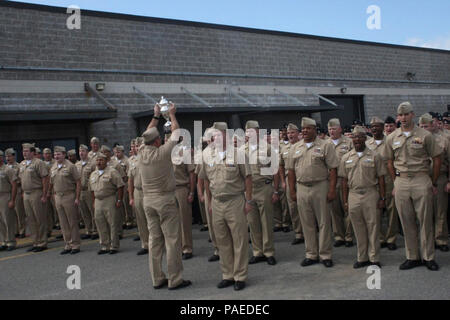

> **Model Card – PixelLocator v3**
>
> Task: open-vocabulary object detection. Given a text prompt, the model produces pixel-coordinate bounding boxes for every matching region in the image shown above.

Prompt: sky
[10,0,450,50]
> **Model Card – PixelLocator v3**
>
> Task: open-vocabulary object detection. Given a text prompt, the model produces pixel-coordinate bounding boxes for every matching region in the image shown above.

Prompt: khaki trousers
[198,194,208,227]
[15,187,26,235]
[134,188,148,249]
[143,193,183,288]
[175,186,193,254]
[54,192,81,250]
[204,191,219,255]
[348,188,381,263]
[79,190,97,235]
[247,183,275,257]
[273,187,290,228]
[286,182,303,239]
[0,193,17,247]
[45,197,55,230]
[212,194,249,282]
[123,186,135,226]
[296,180,332,260]
[23,189,48,247]
[330,178,353,242]
[433,174,449,246]
[394,174,435,261]
[94,195,120,251]
[380,174,399,244]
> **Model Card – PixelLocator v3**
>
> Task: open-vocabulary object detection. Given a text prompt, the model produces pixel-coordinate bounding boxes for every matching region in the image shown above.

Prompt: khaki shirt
[19,158,48,192]
[198,146,251,199]
[385,126,442,173]
[128,158,142,190]
[89,166,124,199]
[0,164,18,193]
[246,142,274,185]
[44,159,56,171]
[116,156,130,176]
[108,159,127,180]
[88,151,99,162]
[432,132,450,175]
[338,148,386,191]
[279,142,293,177]
[326,135,353,161]
[287,137,339,183]
[75,159,94,190]
[7,162,21,189]
[139,140,178,194]
[50,160,80,193]
[174,163,195,187]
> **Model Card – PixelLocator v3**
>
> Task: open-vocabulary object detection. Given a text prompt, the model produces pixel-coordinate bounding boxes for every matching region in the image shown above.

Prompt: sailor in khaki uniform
[173,145,196,260]
[128,144,149,256]
[287,117,339,268]
[76,144,98,240]
[88,137,101,161]
[19,143,49,252]
[89,152,124,254]
[367,117,399,250]
[67,149,77,164]
[0,150,18,251]
[385,102,442,271]
[138,103,191,290]
[197,128,220,262]
[245,120,279,265]
[5,148,26,238]
[43,148,57,235]
[115,145,135,229]
[279,123,304,245]
[49,146,82,254]
[339,126,386,268]
[418,113,450,252]
[199,122,253,291]
[327,118,354,247]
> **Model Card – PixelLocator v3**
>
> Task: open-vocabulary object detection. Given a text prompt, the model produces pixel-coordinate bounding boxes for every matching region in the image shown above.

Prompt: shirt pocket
[392,139,405,156]
[408,141,426,157]
[224,165,239,181]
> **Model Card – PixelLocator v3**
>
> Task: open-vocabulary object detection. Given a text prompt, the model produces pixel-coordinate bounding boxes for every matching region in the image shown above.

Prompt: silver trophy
[158,96,172,131]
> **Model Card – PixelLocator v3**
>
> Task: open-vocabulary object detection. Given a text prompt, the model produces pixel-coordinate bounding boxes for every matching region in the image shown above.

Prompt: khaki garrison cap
[96,152,107,159]
[115,145,125,152]
[100,145,111,153]
[287,123,299,131]
[327,118,341,128]
[301,117,316,127]
[370,117,384,125]
[419,113,433,124]
[142,127,160,144]
[90,137,100,144]
[43,148,52,154]
[54,146,66,153]
[135,137,144,145]
[397,102,413,114]
[245,120,259,130]
[67,149,76,156]
[212,122,228,131]
[5,148,15,156]
[22,143,34,150]
[79,144,89,151]
[35,148,41,154]
[352,126,367,135]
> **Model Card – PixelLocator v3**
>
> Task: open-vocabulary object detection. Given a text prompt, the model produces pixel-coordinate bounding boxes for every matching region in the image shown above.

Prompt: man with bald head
[287,117,339,268]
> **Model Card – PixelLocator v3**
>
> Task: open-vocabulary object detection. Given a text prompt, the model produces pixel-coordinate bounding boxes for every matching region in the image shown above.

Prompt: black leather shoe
[153,279,168,289]
[80,234,91,240]
[119,235,123,240]
[60,249,71,255]
[182,252,193,260]
[387,243,397,251]
[15,233,20,238]
[291,238,304,245]
[249,255,267,264]
[436,245,449,252]
[334,240,345,247]
[208,238,212,243]
[71,249,81,255]
[380,242,388,248]
[47,232,52,238]
[267,256,277,265]
[18,233,26,239]
[217,279,235,289]
[56,235,63,240]
[301,258,319,267]
[169,280,192,290]
[273,226,283,232]
[208,254,220,262]
[200,226,209,232]
[0,245,7,251]
[345,241,354,248]
[282,226,290,233]
[34,246,47,252]
[90,234,99,240]
[109,250,118,255]
[97,249,110,255]
[353,261,370,269]
[137,248,148,255]
[7,246,15,252]
[370,262,382,268]
[322,259,334,268]
[133,236,140,241]
[234,281,245,291]
[399,259,423,270]
[424,260,439,271]
[27,246,38,252]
